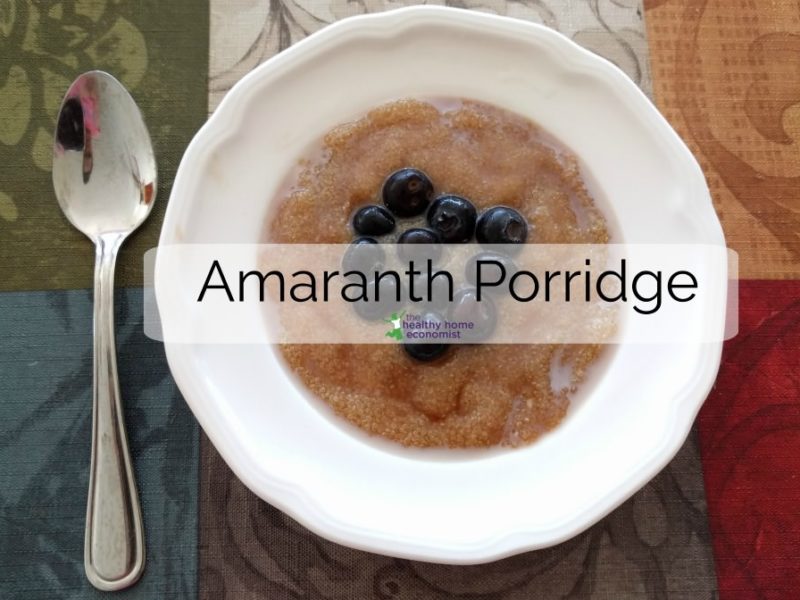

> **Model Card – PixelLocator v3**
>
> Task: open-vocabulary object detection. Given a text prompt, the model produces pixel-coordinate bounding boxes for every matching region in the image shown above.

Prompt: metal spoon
[52,71,154,591]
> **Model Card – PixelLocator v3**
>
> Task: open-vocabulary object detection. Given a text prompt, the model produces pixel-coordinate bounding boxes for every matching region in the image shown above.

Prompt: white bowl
[158,6,725,563]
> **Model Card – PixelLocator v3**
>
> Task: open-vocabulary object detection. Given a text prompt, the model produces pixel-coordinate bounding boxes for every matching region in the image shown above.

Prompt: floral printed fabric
[210,0,652,111]
[3,0,798,598]
[646,1,800,596]
[0,1,207,598]
[0,289,199,599]
[0,0,208,291]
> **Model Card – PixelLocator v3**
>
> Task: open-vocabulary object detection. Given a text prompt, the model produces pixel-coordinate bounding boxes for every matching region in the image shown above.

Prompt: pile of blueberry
[346,167,529,362]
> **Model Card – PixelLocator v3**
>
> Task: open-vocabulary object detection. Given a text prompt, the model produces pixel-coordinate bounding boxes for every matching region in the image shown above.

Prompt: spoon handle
[84,233,145,591]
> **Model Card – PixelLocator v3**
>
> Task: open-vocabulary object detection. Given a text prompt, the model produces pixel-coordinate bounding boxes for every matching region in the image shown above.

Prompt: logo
[383,311,405,341]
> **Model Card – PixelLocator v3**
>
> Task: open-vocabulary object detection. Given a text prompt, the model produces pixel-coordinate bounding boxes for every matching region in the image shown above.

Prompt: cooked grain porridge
[267,99,610,448]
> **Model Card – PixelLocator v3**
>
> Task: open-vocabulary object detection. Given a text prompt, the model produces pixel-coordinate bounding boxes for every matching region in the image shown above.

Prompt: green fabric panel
[0,0,209,291]
[0,288,199,599]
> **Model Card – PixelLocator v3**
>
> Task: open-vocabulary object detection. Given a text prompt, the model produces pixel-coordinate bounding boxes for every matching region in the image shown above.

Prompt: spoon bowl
[53,71,156,241]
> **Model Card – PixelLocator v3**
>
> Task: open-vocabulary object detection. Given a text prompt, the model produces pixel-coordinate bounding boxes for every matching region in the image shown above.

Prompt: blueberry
[465,251,518,290]
[342,236,384,274]
[427,194,477,243]
[56,97,85,151]
[352,205,395,237]
[404,341,448,362]
[397,228,442,265]
[449,287,497,342]
[410,269,453,311]
[403,311,449,362]
[475,206,529,245]
[352,274,404,322]
[382,168,434,217]
[398,227,440,245]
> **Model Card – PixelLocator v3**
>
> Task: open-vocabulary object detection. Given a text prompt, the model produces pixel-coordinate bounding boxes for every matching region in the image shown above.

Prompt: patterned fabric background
[645,1,800,595]
[209,0,652,112]
[0,290,198,600]
[646,0,800,280]
[0,1,207,599]
[1,0,798,598]
[0,0,208,290]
